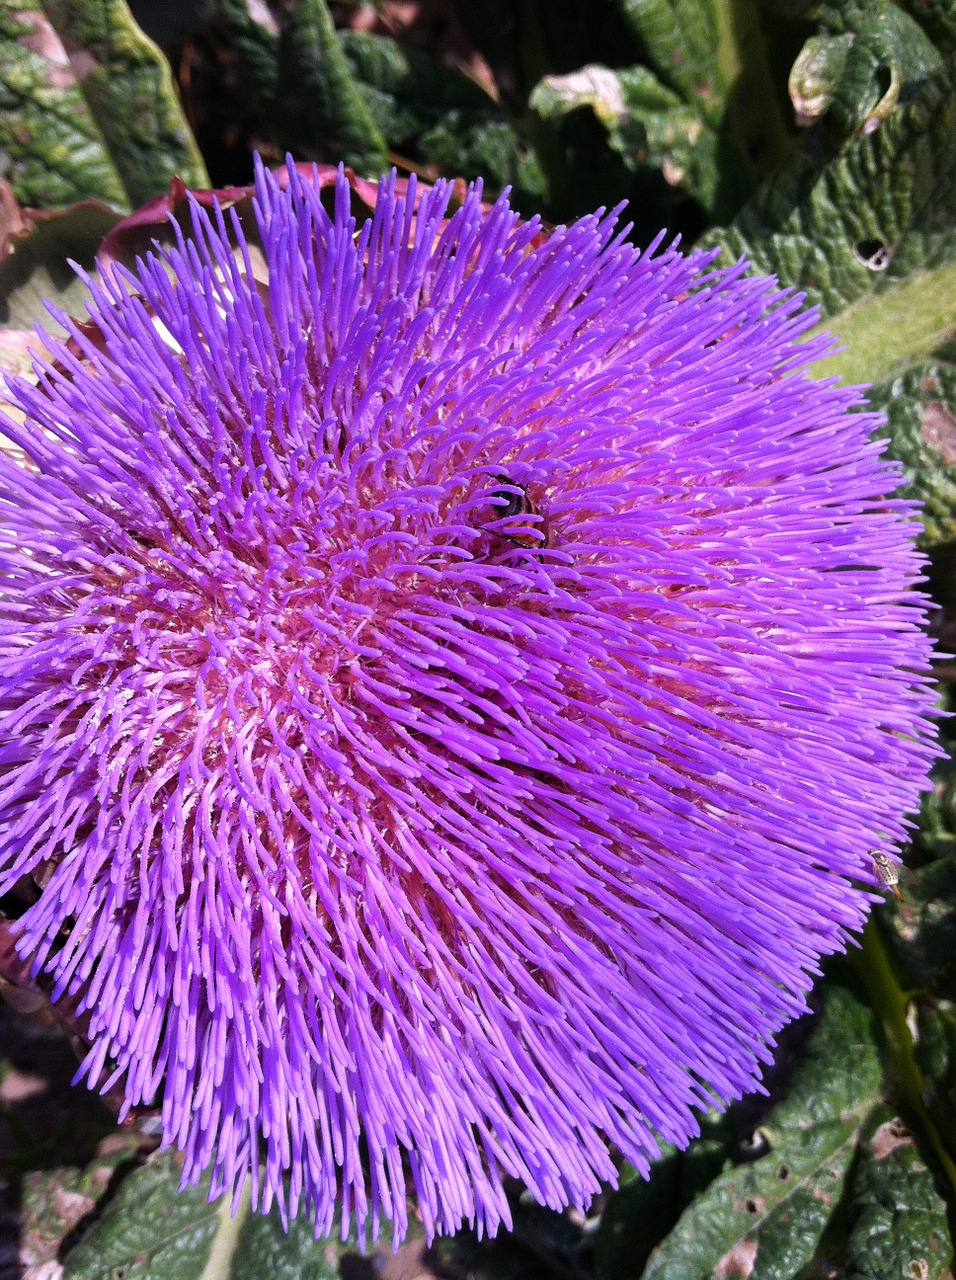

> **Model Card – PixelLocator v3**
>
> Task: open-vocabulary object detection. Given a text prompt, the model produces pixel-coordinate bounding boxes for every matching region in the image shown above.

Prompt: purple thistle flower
[0,160,936,1243]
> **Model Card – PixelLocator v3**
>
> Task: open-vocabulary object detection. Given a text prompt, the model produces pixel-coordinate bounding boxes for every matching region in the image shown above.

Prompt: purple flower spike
[0,160,936,1244]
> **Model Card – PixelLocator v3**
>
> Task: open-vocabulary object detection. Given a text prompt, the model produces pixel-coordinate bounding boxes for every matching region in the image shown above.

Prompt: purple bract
[0,161,936,1242]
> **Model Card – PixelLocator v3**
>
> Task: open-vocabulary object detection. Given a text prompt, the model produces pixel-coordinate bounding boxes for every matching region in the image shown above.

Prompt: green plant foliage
[614,0,723,112]
[21,1137,140,1273]
[213,0,280,117]
[339,31,546,201]
[60,1150,364,1279]
[842,1117,951,1280]
[638,987,883,1280]
[530,0,795,223]
[867,363,956,546]
[0,0,206,212]
[61,1152,224,1279]
[0,200,120,331]
[530,65,728,216]
[706,59,956,379]
[276,0,388,175]
[911,1000,956,1169]
[0,198,121,386]
[0,1,127,209]
[594,1112,735,1279]
[788,1,940,135]
[37,0,208,205]
[698,10,956,552]
[209,1,545,202]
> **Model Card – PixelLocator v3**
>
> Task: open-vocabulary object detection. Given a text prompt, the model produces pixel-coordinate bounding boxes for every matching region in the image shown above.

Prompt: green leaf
[789,2,941,135]
[704,60,956,386]
[0,0,207,213]
[865,361,956,546]
[615,0,794,193]
[530,65,727,215]
[61,1152,226,1280]
[419,116,546,202]
[338,30,544,199]
[37,0,209,207]
[641,986,883,1280]
[338,30,491,121]
[212,0,280,116]
[61,1150,366,1280]
[879,846,956,1000]
[276,0,388,176]
[0,199,120,335]
[842,1118,952,1280]
[229,1210,351,1280]
[898,0,956,59]
[788,34,855,127]
[533,0,796,221]
[21,1136,140,1272]
[613,0,722,115]
[0,2,127,209]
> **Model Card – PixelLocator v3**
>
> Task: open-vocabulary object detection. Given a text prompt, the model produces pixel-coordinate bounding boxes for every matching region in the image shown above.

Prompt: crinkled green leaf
[61,1150,365,1280]
[612,0,722,116]
[211,0,279,115]
[842,1118,952,1280]
[789,1,940,135]
[229,1210,355,1280]
[788,33,855,126]
[0,2,127,209]
[418,116,545,202]
[38,0,208,207]
[0,0,206,214]
[642,986,882,1280]
[276,0,387,176]
[705,61,956,386]
[338,30,491,122]
[338,31,544,199]
[866,361,956,546]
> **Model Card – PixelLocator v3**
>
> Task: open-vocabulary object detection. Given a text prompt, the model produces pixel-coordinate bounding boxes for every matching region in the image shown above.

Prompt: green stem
[852,919,956,1197]
[198,1179,251,1280]
[807,260,956,386]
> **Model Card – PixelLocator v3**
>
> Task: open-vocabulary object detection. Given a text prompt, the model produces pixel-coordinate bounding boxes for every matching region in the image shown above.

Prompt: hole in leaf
[853,238,890,270]
[777,1163,791,1180]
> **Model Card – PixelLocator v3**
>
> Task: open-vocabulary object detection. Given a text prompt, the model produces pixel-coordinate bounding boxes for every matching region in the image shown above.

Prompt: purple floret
[0,160,936,1242]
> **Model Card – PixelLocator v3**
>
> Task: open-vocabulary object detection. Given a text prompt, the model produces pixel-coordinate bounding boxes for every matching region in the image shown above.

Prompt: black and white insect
[872,853,904,902]
[488,475,543,548]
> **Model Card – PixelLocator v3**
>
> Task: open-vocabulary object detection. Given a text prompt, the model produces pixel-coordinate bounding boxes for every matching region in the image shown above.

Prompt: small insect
[872,853,904,902]
[488,475,544,548]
